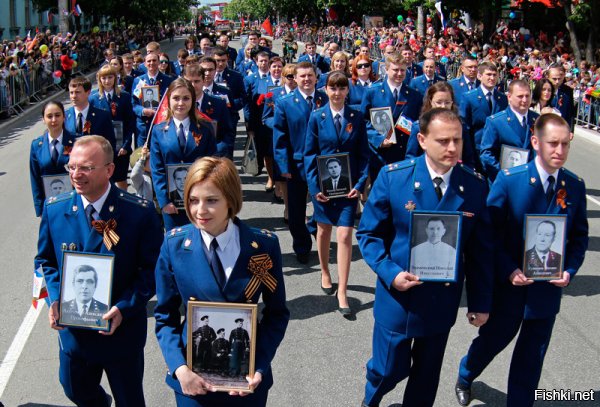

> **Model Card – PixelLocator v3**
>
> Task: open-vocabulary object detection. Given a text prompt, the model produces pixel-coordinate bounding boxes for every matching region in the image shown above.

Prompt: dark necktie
[76,112,83,134]
[541,255,547,271]
[178,123,186,151]
[433,177,443,201]
[334,113,342,136]
[274,79,279,86]
[210,239,226,288]
[261,74,266,79]
[467,82,473,91]
[393,88,399,102]
[81,304,87,316]
[546,175,555,204]
[149,77,155,85]
[486,92,493,112]
[428,79,433,87]
[106,93,112,104]
[306,96,314,111]
[205,88,212,95]
[522,115,527,128]
[51,139,59,164]
[85,204,96,229]
[215,72,222,82]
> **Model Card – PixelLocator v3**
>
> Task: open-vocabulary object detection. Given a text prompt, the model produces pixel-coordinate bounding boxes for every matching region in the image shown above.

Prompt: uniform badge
[184,239,191,247]
[294,98,299,102]
[459,185,464,193]
[405,200,416,211]
[69,243,77,250]
[251,241,259,249]
[38,141,43,146]
[72,205,78,212]
[108,205,114,213]
[414,181,421,189]
[530,177,536,184]
[61,243,68,251]
[561,180,565,186]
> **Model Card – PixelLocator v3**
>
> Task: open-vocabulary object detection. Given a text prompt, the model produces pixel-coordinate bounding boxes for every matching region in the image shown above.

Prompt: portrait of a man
[500,145,529,170]
[142,87,159,108]
[49,178,66,197]
[524,220,563,278]
[168,166,188,208]
[228,318,250,378]
[410,215,459,280]
[371,109,393,136]
[192,315,216,372]
[322,157,350,195]
[60,264,109,327]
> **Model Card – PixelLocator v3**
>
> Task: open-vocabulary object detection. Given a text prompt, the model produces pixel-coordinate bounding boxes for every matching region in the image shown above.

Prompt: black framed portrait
[166,163,191,210]
[316,153,352,198]
[522,214,567,280]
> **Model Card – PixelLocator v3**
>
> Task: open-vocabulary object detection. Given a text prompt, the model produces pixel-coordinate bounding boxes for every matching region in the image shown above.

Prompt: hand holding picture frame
[58,251,114,331]
[369,107,396,143]
[316,153,352,199]
[141,85,160,109]
[187,301,258,393]
[522,214,567,280]
[408,211,462,282]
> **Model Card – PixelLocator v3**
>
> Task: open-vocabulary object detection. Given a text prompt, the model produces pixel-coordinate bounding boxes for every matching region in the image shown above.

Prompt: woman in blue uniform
[154,157,289,406]
[304,72,370,316]
[150,78,217,231]
[29,101,75,216]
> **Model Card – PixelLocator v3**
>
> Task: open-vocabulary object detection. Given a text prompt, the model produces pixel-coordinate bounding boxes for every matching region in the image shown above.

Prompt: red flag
[261,18,273,36]
[151,91,170,126]
[241,17,245,29]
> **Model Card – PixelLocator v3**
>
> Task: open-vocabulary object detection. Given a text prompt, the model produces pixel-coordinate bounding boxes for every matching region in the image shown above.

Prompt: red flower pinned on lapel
[83,120,92,134]
[110,101,117,117]
[558,94,564,107]
[346,123,353,133]
[556,188,567,209]
[63,145,72,155]
[192,131,203,146]
[315,98,322,108]
[206,107,214,115]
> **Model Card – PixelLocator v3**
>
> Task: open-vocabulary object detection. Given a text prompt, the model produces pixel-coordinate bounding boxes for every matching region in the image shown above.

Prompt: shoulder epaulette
[386,159,416,172]
[561,167,584,182]
[280,92,294,101]
[117,190,151,208]
[252,227,277,240]
[459,163,485,181]
[502,164,528,177]
[167,226,187,238]
[46,190,74,205]
[490,110,506,120]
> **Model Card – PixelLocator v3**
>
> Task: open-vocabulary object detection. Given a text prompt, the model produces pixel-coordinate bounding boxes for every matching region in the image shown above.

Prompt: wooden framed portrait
[166,164,191,210]
[369,107,394,141]
[187,301,258,393]
[522,214,567,280]
[141,85,159,109]
[317,153,352,199]
[42,174,72,198]
[58,251,114,331]
[408,211,463,282]
[500,144,529,169]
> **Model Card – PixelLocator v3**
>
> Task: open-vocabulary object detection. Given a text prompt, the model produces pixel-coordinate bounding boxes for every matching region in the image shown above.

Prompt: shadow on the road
[243,216,288,232]
[586,188,600,197]
[470,381,506,406]
[17,404,72,407]
[0,171,6,176]
[586,210,600,218]
[0,107,45,149]
[286,285,374,321]
[564,275,600,297]
[586,236,600,252]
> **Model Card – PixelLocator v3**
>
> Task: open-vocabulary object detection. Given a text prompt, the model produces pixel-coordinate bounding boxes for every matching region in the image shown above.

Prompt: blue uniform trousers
[59,346,145,406]
[458,315,556,407]
[286,176,312,256]
[364,321,450,407]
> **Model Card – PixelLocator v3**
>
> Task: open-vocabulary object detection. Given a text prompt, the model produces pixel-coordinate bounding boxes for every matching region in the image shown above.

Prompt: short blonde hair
[184,157,242,221]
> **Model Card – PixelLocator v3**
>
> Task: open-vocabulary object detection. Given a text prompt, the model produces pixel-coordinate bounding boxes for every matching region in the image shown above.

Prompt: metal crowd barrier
[575,92,600,130]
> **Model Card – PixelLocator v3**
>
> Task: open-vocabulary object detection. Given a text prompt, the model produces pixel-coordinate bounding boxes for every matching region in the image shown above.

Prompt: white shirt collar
[330,106,344,118]
[81,184,111,214]
[509,107,527,125]
[172,117,190,132]
[74,105,90,119]
[424,156,453,190]
[298,89,315,101]
[203,83,213,93]
[196,94,204,107]
[284,85,293,94]
[534,156,559,191]
[387,79,402,94]
[200,218,237,251]
[47,131,64,145]
[480,85,494,96]
[105,90,114,99]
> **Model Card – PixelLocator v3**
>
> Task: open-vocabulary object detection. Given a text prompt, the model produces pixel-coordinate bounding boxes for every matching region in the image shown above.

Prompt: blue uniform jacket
[29,131,76,216]
[64,106,116,151]
[199,94,234,158]
[150,120,217,210]
[479,108,539,181]
[216,68,246,115]
[551,84,575,129]
[35,187,163,361]
[262,86,289,129]
[409,74,444,97]
[487,163,588,318]
[273,88,328,179]
[356,156,494,336]
[360,82,423,168]
[402,62,423,86]
[131,72,174,146]
[448,76,480,104]
[89,90,135,152]
[154,220,289,392]
[304,104,371,196]
[297,53,329,74]
[459,87,508,150]
[417,60,447,79]
[121,69,142,94]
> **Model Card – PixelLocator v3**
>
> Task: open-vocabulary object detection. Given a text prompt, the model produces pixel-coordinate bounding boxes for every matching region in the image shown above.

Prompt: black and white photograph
[166,164,191,210]
[112,120,124,146]
[408,211,462,282]
[58,251,114,331]
[500,144,530,169]
[187,301,258,392]
[141,85,159,109]
[369,107,393,138]
[42,174,72,198]
[317,153,352,199]
[523,214,567,280]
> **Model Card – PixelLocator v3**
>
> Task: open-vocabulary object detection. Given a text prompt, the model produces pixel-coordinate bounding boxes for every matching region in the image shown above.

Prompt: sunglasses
[357,63,370,69]
[285,74,294,80]
[159,60,169,63]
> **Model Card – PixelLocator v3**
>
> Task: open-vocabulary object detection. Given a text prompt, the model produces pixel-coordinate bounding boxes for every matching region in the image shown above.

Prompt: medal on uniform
[68,243,77,250]
[251,241,259,249]
[108,205,114,213]
[459,185,464,193]
[72,205,78,212]
[405,200,416,211]
[530,177,536,184]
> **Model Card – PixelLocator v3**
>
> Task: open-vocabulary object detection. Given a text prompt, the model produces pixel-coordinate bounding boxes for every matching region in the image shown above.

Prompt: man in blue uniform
[297,41,328,75]
[419,45,447,79]
[360,53,422,180]
[455,114,588,407]
[449,56,479,104]
[217,33,237,68]
[410,58,444,97]
[36,135,163,406]
[480,79,539,181]
[273,61,328,263]
[548,64,575,130]
[235,30,260,68]
[212,46,246,127]
[357,109,493,407]
[64,77,116,151]
[399,45,422,85]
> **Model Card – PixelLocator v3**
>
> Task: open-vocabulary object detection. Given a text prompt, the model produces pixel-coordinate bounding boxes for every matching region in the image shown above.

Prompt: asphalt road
[0,36,598,407]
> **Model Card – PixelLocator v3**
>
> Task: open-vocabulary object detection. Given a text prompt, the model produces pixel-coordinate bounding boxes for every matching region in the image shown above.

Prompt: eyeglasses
[160,60,169,64]
[64,163,111,174]
[285,75,295,80]
[357,64,370,69]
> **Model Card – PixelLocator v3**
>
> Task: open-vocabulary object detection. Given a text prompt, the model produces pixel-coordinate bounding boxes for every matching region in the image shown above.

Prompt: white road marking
[0,304,44,398]
[586,194,600,208]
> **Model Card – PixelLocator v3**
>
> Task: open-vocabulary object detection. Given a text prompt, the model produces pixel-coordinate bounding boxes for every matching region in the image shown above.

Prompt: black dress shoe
[272,192,284,203]
[321,283,336,295]
[296,252,310,264]
[338,306,352,317]
[455,381,472,406]
[265,185,275,192]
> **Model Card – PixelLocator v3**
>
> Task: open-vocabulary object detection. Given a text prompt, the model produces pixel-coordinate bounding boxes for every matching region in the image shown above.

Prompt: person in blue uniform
[304,72,370,316]
[418,45,447,79]
[448,55,479,104]
[29,101,75,217]
[357,109,494,407]
[409,58,444,97]
[548,64,575,130]
[90,65,136,190]
[273,61,328,264]
[217,34,237,68]
[132,52,174,147]
[399,46,422,86]
[64,77,116,151]
[406,82,476,168]
[455,113,588,407]
[480,79,540,181]
[360,52,423,180]
[36,135,163,406]
[297,41,329,75]
[121,53,142,94]
[235,31,260,69]
[154,156,289,407]
[212,47,246,130]
[150,78,217,231]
